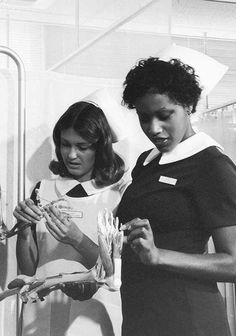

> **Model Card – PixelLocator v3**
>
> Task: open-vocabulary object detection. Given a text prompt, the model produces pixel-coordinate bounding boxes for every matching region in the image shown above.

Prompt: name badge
[61,209,83,218]
[68,211,83,218]
[159,175,177,186]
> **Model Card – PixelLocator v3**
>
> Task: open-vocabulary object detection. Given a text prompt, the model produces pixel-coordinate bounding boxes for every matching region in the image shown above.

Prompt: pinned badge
[159,175,177,186]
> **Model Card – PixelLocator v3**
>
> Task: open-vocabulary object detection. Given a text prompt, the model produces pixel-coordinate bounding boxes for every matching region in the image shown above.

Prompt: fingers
[121,218,159,265]
[122,218,153,253]
[43,210,65,238]
[45,204,69,222]
[121,218,151,241]
[44,205,70,229]
[128,225,150,242]
[120,218,150,232]
[43,205,73,242]
[13,199,42,223]
[44,222,62,242]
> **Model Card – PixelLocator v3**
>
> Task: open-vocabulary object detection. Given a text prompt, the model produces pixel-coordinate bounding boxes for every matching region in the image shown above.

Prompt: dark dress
[117,145,236,336]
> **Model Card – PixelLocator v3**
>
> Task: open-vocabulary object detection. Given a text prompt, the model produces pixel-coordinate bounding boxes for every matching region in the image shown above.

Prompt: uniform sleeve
[30,181,41,205]
[194,153,236,231]
[29,181,41,242]
[131,150,152,180]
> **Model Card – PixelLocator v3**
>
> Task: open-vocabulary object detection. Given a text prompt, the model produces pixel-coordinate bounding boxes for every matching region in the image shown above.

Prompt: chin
[156,145,171,153]
[67,169,82,177]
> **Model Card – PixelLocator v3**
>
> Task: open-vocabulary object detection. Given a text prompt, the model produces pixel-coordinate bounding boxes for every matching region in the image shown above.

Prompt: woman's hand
[124,218,159,266]
[13,198,42,225]
[43,204,84,246]
[14,199,39,274]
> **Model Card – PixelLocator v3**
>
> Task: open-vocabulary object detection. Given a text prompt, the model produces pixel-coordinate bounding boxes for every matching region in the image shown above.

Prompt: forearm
[71,233,99,269]
[157,248,236,282]
[16,228,38,276]
[126,219,236,283]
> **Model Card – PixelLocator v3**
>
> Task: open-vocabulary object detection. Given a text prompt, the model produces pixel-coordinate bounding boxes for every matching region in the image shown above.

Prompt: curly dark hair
[49,101,125,187]
[123,57,202,113]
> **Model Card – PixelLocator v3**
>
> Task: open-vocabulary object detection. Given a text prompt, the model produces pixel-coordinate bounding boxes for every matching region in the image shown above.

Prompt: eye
[137,113,150,123]
[76,144,94,151]
[77,145,88,151]
[158,110,173,121]
[61,141,70,148]
[158,114,171,121]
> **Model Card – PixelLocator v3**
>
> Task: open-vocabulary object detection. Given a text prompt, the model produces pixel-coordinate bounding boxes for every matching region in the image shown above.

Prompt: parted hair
[49,101,125,186]
[123,57,202,113]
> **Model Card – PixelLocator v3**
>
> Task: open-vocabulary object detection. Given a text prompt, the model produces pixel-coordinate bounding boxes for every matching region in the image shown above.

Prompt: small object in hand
[119,223,131,231]
[61,281,99,301]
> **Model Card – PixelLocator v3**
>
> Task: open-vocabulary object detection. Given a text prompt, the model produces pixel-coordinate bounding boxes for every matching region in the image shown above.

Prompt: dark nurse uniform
[117,132,236,336]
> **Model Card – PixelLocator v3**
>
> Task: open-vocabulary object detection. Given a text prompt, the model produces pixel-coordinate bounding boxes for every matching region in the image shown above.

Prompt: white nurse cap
[157,44,228,95]
[82,88,127,143]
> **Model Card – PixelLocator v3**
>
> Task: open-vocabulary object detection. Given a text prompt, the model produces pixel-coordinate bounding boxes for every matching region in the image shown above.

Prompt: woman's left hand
[125,218,159,266]
[43,204,83,246]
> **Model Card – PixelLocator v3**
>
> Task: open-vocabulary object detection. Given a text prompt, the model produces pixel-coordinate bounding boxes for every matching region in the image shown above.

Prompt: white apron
[20,177,126,336]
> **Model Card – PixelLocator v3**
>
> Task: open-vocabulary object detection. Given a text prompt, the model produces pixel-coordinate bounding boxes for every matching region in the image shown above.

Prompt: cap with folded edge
[82,88,127,143]
[157,44,228,95]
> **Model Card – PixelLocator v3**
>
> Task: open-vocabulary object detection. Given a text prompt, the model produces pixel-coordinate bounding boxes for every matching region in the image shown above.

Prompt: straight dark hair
[49,101,125,187]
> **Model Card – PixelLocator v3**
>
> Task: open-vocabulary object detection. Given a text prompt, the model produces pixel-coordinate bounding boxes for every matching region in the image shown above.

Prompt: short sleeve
[131,150,152,180]
[30,181,41,205]
[28,181,41,243]
[194,153,236,231]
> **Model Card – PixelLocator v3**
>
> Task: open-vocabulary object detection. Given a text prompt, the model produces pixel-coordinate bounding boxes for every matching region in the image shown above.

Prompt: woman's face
[60,127,96,182]
[135,93,194,153]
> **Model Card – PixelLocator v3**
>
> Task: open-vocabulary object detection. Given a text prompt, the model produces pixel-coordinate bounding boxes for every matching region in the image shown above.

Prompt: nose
[148,117,163,135]
[68,146,78,159]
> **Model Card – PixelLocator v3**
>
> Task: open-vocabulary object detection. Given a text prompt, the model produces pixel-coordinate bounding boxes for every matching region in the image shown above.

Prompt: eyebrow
[138,108,174,114]
[60,137,90,145]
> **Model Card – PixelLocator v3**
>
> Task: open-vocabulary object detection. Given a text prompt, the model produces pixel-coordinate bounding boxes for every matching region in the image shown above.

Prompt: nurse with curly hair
[117,57,236,336]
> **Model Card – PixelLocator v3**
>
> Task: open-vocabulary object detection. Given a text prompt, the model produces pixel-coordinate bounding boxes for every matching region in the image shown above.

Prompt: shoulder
[107,174,131,193]
[131,149,153,179]
[136,149,153,165]
[192,146,236,197]
[192,147,236,230]
[39,178,57,188]
[197,146,236,178]
[198,146,228,160]
[114,171,132,195]
[30,178,57,203]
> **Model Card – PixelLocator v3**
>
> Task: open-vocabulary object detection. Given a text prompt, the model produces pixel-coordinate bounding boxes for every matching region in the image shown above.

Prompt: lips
[66,162,81,169]
[152,137,169,146]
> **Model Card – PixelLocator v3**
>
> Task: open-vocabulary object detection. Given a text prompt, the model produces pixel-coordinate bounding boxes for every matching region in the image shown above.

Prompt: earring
[187,108,191,115]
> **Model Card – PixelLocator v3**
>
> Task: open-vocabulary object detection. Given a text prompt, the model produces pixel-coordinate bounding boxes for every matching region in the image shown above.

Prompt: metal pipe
[202,98,236,114]
[0,45,26,336]
[0,46,26,204]
[48,0,158,71]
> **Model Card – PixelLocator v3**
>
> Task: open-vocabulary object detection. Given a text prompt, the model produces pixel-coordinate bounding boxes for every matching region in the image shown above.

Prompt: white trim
[55,176,119,196]
[143,132,224,166]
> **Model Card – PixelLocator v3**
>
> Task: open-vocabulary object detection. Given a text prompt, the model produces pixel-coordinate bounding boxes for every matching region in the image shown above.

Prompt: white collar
[143,132,224,166]
[55,176,115,196]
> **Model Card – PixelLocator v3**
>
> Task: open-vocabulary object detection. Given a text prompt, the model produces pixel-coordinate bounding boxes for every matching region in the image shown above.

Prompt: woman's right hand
[13,198,43,225]
[123,218,160,266]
